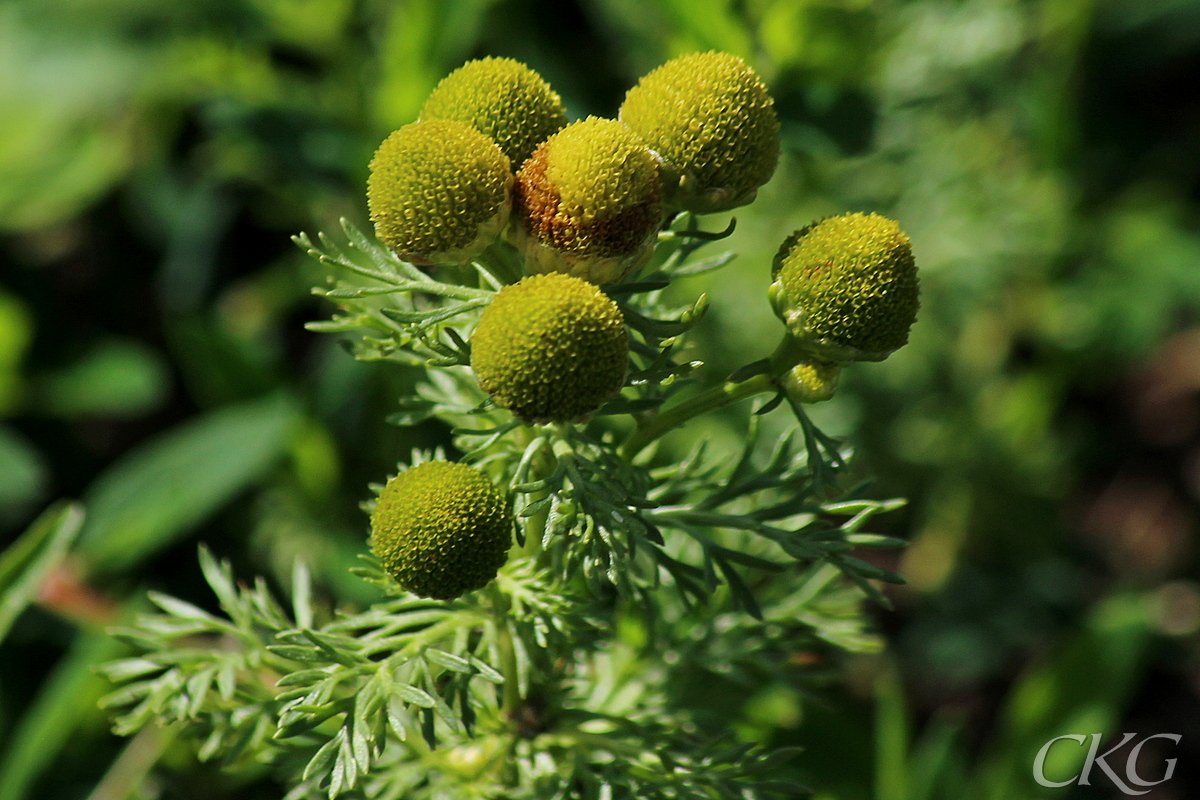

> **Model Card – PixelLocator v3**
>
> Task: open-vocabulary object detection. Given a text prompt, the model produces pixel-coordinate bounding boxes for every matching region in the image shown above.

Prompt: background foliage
[2,0,1200,797]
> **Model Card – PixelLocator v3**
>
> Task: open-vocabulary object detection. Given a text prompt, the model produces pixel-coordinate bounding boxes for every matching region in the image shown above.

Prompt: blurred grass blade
[77,393,299,575]
[906,713,965,800]
[0,501,84,643]
[971,592,1152,798]
[84,723,177,800]
[874,659,909,800]
[0,625,123,800]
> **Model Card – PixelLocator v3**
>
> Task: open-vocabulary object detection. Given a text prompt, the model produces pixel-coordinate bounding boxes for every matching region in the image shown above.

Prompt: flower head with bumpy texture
[781,360,842,404]
[620,51,779,214]
[471,273,628,423]
[509,117,663,285]
[420,57,568,168]
[370,461,511,600]
[769,212,920,362]
[367,119,512,266]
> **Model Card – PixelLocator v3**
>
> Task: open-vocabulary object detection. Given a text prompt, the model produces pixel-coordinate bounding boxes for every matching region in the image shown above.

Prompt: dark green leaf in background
[0,426,46,517]
[77,392,300,575]
[36,339,170,419]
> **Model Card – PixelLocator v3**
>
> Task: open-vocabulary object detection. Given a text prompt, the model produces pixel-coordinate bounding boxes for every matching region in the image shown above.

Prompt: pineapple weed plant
[99,53,921,799]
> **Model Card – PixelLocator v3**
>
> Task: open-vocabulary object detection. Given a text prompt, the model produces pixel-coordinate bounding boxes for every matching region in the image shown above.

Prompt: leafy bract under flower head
[509,117,663,285]
[370,460,511,600]
[770,212,920,362]
[367,119,512,266]
[420,56,568,168]
[471,273,628,423]
[620,51,779,214]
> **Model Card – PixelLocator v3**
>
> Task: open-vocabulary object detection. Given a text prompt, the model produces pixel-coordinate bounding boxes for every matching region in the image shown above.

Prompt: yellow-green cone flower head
[619,51,779,214]
[769,212,920,362]
[509,117,663,285]
[367,119,512,266]
[782,360,842,404]
[369,461,511,600]
[420,57,568,167]
[471,273,628,423]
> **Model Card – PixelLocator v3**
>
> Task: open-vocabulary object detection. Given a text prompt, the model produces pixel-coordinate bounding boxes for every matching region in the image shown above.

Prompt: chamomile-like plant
[100,54,918,800]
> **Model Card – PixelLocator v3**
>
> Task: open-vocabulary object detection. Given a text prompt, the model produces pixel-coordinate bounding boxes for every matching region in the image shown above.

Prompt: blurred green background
[2,0,1200,797]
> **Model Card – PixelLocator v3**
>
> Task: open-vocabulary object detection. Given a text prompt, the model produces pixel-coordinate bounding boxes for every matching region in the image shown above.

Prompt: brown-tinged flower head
[420,57,568,167]
[367,119,512,266]
[619,51,779,214]
[508,117,663,285]
[769,212,920,362]
[369,461,511,600]
[471,273,628,423]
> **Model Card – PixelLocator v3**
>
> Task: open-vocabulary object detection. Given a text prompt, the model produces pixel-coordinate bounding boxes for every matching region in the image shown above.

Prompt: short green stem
[519,497,548,559]
[514,430,557,560]
[490,585,522,717]
[619,333,807,460]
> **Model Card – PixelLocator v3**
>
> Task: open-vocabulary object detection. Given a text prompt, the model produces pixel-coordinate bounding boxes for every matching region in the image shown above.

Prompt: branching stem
[620,333,808,460]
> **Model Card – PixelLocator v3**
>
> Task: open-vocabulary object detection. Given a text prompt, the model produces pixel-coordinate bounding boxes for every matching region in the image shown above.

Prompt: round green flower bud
[781,360,842,404]
[420,57,568,168]
[369,461,511,600]
[367,119,512,266]
[471,273,628,423]
[619,51,779,214]
[509,117,663,285]
[769,212,919,362]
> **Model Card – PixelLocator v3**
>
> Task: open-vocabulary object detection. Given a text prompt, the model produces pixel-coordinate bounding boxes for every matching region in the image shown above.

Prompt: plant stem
[490,585,522,717]
[516,435,558,561]
[620,333,807,460]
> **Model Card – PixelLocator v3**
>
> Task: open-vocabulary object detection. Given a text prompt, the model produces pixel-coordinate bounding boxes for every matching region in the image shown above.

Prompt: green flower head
[367,119,512,266]
[508,117,663,285]
[471,273,628,423]
[420,57,568,168]
[769,212,920,362]
[620,51,779,214]
[781,360,842,404]
[370,461,511,600]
